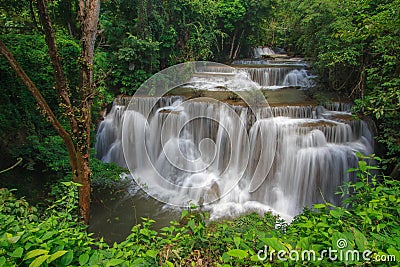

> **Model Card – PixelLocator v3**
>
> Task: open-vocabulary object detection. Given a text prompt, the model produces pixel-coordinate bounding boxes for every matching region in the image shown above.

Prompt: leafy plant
[1,156,399,266]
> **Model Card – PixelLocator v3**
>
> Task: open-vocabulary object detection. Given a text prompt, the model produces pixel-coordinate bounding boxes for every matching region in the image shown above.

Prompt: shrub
[1,156,399,266]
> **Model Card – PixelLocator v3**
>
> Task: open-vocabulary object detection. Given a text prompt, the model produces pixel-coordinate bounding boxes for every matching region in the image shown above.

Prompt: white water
[185,56,316,90]
[253,47,276,58]
[187,66,315,90]
[282,69,316,88]
[96,97,373,221]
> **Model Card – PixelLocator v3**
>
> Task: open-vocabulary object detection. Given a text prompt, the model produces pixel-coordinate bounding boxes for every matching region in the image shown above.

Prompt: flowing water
[92,99,373,240]
[252,47,276,58]
[188,48,315,90]
[91,55,373,242]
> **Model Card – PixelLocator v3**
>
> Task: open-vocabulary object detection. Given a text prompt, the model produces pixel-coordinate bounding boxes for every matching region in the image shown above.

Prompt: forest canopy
[0,0,399,266]
[1,0,399,176]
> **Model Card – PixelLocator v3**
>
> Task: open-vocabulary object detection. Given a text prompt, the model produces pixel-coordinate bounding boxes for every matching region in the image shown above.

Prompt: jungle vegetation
[0,0,399,266]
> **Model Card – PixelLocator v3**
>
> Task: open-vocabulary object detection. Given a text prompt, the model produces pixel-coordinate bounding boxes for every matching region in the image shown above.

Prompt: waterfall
[182,57,316,90]
[96,97,373,221]
[252,47,275,58]
[282,69,316,88]
[188,66,315,90]
[233,67,315,89]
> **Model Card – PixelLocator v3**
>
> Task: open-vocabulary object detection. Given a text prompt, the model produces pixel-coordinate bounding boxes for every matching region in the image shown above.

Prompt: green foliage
[111,34,160,94]
[100,0,225,93]
[93,48,115,106]
[1,157,399,266]
[0,33,55,144]
[90,156,128,189]
[214,0,275,59]
[98,0,279,93]
[28,135,70,173]
[0,1,33,30]
[270,0,400,167]
[0,31,81,173]
[0,188,38,222]
[0,33,58,180]
[0,183,95,267]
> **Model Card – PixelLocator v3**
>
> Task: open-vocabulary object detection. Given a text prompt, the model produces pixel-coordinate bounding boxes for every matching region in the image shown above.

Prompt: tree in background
[268,0,400,175]
[214,0,275,60]
[99,0,277,94]
[0,0,100,224]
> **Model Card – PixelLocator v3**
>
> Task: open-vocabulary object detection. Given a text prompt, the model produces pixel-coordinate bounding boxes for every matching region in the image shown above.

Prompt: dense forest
[1,0,399,266]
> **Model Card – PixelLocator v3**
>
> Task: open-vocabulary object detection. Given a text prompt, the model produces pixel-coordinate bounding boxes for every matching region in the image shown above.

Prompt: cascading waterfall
[187,57,316,90]
[187,67,315,90]
[252,47,276,58]
[96,97,373,221]
[282,69,316,88]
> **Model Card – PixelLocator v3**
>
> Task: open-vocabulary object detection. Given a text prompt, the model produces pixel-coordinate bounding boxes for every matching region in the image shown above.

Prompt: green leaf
[227,249,248,259]
[25,249,49,260]
[387,248,400,261]
[61,250,74,265]
[47,250,67,264]
[330,208,343,218]
[188,219,195,231]
[106,258,125,266]
[7,235,21,244]
[358,161,367,172]
[0,256,6,267]
[41,231,55,241]
[260,237,288,252]
[250,254,261,261]
[221,252,230,263]
[11,247,24,258]
[146,249,158,258]
[29,254,50,267]
[89,251,100,265]
[313,203,326,209]
[296,237,310,250]
[165,261,174,267]
[347,167,357,173]
[354,151,363,158]
[181,209,189,219]
[332,232,353,251]
[79,253,90,265]
[234,236,241,248]
[355,182,364,190]
[353,229,368,251]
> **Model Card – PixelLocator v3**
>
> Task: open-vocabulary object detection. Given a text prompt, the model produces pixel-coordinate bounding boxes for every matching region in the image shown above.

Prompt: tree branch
[35,0,79,133]
[28,0,43,34]
[0,39,78,173]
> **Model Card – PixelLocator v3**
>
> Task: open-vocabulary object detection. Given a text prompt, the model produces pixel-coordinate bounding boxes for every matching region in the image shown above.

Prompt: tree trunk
[0,38,87,221]
[229,29,237,60]
[76,153,91,224]
[76,0,101,224]
[233,29,244,60]
[35,0,78,132]
[0,39,78,176]
[1,0,101,225]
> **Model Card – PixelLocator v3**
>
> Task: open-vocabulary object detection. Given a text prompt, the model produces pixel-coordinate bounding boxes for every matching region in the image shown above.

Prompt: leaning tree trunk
[0,39,89,222]
[1,0,100,224]
[0,40,78,176]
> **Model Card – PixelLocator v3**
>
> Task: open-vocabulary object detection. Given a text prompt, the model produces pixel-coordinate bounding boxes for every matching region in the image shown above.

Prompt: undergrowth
[0,156,399,266]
